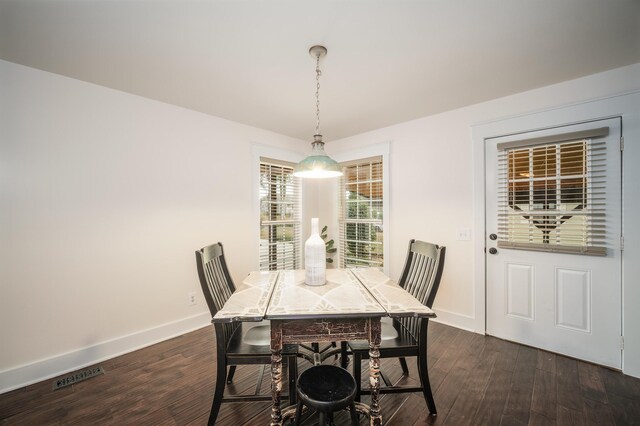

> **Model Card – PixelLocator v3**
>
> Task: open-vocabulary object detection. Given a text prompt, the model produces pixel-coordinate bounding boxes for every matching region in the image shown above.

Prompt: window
[497,128,608,255]
[339,157,384,268]
[259,159,301,270]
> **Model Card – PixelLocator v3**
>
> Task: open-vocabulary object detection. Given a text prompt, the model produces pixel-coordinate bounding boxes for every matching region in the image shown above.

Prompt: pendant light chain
[315,54,321,135]
[293,45,342,178]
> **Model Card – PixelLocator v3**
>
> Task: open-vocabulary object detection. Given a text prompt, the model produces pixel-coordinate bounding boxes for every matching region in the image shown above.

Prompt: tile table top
[212,268,435,323]
[266,269,386,320]
[351,268,436,318]
[212,270,278,323]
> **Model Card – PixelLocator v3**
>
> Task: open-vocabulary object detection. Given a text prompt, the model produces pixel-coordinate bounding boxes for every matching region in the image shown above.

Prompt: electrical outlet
[187,292,197,306]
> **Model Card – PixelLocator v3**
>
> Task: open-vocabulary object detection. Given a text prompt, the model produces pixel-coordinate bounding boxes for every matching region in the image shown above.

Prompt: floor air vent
[53,366,105,390]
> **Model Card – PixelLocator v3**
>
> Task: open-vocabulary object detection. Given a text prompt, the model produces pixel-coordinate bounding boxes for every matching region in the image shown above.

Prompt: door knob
[489,233,497,240]
[489,247,498,255]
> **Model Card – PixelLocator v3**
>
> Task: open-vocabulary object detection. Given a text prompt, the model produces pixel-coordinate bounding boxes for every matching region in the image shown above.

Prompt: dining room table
[211,267,436,426]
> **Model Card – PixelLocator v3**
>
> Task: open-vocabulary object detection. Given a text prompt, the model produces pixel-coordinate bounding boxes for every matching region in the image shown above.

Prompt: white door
[485,118,622,368]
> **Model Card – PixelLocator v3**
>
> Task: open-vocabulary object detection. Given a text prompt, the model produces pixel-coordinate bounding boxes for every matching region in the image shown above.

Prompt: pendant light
[293,45,343,178]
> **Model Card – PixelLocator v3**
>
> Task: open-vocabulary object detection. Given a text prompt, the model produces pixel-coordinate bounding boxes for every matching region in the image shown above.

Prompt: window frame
[251,144,304,271]
[259,158,302,270]
[339,156,384,269]
[333,143,390,275]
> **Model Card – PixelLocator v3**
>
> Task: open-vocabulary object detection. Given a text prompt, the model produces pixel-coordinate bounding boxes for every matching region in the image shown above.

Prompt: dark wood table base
[270,317,382,426]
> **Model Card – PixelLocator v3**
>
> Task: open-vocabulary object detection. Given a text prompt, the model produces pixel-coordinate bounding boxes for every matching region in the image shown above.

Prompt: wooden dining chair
[345,239,446,416]
[196,242,299,425]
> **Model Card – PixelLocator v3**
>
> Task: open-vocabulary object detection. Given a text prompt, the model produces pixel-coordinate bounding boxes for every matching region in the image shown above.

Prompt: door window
[497,128,609,255]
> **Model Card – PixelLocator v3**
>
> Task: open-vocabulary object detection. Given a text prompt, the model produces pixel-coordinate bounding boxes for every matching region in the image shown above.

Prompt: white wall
[328,63,640,376]
[0,60,304,391]
[2,58,639,392]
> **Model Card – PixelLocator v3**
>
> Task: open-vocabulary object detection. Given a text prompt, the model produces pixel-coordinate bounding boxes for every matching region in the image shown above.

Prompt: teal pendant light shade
[294,45,343,179]
[293,134,342,178]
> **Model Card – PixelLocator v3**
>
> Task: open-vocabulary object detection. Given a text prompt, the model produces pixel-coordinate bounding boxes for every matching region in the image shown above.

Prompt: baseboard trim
[0,312,211,394]
[431,308,479,333]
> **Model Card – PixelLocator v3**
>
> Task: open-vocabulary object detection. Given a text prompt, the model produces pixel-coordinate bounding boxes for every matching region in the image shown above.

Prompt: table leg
[369,318,382,426]
[270,321,283,426]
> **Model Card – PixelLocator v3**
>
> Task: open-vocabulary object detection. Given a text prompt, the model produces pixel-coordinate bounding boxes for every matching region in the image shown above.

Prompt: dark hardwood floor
[2,322,640,425]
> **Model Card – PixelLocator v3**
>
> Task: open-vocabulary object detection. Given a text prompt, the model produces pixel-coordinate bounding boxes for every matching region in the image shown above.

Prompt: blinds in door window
[259,159,301,270]
[496,127,610,255]
[339,156,384,268]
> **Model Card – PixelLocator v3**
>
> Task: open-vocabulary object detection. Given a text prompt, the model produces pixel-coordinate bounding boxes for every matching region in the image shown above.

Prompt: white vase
[305,218,326,286]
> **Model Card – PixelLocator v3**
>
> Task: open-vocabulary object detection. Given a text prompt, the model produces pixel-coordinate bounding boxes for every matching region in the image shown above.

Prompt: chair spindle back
[397,240,446,339]
[196,242,239,347]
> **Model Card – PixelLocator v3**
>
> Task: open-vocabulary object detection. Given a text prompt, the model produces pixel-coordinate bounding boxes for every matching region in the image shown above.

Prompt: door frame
[471,92,638,374]
[483,117,622,368]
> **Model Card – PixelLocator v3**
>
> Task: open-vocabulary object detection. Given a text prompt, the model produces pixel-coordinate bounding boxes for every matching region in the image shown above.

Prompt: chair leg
[318,411,327,426]
[399,357,409,375]
[293,399,303,426]
[349,402,359,425]
[226,365,237,383]
[340,341,349,369]
[353,351,362,403]
[417,350,437,415]
[208,357,228,425]
[288,355,298,406]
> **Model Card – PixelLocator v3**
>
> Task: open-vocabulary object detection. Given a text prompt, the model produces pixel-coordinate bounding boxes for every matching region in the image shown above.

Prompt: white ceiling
[1,1,639,141]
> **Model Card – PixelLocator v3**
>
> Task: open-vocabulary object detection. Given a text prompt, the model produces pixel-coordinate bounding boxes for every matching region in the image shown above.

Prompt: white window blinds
[259,159,301,270]
[339,157,384,268]
[496,127,609,255]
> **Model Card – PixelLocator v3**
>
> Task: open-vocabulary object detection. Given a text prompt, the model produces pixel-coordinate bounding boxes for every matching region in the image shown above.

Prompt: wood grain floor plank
[555,355,578,380]
[426,325,460,370]
[500,413,528,426]
[3,324,640,426]
[582,397,615,426]
[531,370,557,419]
[493,338,520,373]
[599,365,640,401]
[446,351,498,426]
[606,391,640,425]
[452,332,486,373]
[503,385,533,425]
[473,363,512,424]
[555,355,583,413]
[432,329,474,373]
[557,405,586,426]
[577,362,608,404]
[511,345,538,390]
[528,411,557,426]
[536,351,556,375]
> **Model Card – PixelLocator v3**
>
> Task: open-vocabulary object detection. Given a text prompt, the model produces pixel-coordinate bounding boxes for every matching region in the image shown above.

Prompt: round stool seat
[297,365,357,414]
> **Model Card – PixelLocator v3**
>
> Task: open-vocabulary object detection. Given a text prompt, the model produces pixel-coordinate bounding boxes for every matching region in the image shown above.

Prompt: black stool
[294,365,358,426]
